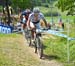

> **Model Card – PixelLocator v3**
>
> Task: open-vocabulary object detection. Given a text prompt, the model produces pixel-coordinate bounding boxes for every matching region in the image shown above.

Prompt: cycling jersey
[28,12,45,29]
[20,10,31,24]
[29,13,44,23]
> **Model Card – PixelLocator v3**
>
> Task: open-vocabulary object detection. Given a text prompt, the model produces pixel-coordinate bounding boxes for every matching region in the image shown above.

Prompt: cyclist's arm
[42,18,47,27]
[27,18,30,28]
[40,13,47,27]
[27,14,32,28]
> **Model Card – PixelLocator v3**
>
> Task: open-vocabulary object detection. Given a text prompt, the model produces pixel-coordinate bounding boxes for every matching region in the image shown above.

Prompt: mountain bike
[33,28,48,59]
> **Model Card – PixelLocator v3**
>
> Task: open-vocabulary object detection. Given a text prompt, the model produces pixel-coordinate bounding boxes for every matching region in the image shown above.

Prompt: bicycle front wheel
[35,37,43,59]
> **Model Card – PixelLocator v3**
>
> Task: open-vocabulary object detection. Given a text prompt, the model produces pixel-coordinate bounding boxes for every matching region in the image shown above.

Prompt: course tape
[45,30,75,40]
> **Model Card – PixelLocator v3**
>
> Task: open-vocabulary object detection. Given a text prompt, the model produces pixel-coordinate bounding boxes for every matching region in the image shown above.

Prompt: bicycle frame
[33,28,48,59]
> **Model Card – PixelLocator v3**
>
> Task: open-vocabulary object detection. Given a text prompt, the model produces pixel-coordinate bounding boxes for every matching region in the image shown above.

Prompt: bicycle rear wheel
[25,29,32,46]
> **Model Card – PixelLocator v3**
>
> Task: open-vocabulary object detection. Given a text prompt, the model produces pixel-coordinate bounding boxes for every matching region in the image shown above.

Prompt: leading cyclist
[27,7,48,39]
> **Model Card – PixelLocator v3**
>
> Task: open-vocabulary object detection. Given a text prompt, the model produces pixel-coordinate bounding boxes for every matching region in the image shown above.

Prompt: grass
[43,37,75,66]
[45,16,75,23]
[42,16,75,66]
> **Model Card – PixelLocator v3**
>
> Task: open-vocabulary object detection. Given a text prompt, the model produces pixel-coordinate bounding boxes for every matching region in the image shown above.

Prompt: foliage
[56,0,75,15]
[0,0,11,6]
[0,6,2,12]
[11,0,31,10]
[39,6,60,17]
[11,0,58,10]
[73,17,75,23]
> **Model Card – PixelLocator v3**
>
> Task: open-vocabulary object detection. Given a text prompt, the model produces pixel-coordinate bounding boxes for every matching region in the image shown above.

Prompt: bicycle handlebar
[27,27,49,34]
[36,28,49,33]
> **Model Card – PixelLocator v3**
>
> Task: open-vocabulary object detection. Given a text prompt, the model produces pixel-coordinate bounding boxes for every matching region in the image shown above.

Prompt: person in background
[59,18,64,29]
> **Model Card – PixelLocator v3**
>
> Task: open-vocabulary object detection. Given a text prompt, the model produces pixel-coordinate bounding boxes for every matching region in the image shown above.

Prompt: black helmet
[25,9,31,14]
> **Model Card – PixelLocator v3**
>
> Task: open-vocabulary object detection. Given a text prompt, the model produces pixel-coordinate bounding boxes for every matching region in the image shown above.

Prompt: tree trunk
[5,0,11,26]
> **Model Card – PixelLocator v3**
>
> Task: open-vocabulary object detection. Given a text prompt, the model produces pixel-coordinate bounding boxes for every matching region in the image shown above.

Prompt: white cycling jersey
[28,12,44,23]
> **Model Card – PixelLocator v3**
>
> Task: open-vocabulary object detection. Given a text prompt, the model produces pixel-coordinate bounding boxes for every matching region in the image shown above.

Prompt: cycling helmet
[25,9,31,14]
[33,7,40,13]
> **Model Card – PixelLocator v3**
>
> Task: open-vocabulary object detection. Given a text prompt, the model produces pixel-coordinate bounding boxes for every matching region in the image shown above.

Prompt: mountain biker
[20,9,31,33]
[27,7,48,39]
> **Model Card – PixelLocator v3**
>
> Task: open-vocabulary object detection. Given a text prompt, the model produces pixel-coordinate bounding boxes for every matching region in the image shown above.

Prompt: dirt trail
[23,36,63,66]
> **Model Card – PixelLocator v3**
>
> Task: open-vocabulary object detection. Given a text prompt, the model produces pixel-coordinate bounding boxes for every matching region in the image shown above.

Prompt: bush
[44,10,61,17]
[73,17,75,23]
[39,6,61,17]
[41,3,49,8]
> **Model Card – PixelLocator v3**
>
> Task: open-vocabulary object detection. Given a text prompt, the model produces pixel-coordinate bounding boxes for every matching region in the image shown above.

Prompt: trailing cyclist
[20,9,31,34]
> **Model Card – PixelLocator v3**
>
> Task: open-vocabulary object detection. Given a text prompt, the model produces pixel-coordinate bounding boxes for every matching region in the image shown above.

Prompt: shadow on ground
[42,54,60,61]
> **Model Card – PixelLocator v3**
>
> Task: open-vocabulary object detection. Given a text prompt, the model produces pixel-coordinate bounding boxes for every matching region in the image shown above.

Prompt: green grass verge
[43,16,75,66]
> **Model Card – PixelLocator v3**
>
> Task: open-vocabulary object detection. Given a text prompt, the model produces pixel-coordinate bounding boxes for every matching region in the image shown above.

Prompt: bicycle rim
[36,37,43,59]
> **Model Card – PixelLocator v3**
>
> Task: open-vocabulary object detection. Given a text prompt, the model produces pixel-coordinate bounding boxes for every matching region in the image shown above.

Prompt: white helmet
[33,7,40,13]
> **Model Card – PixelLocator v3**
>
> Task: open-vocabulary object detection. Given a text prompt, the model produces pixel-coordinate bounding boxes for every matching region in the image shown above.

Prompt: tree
[11,0,31,10]
[0,0,11,6]
[0,0,12,25]
[56,0,75,15]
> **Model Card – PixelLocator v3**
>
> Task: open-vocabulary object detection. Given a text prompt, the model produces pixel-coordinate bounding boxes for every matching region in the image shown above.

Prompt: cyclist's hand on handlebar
[41,27,49,30]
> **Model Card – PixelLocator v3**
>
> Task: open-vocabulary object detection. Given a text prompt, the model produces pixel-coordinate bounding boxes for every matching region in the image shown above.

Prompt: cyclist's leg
[30,22,35,39]
[21,23,26,35]
[21,23,24,31]
[30,22,35,29]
